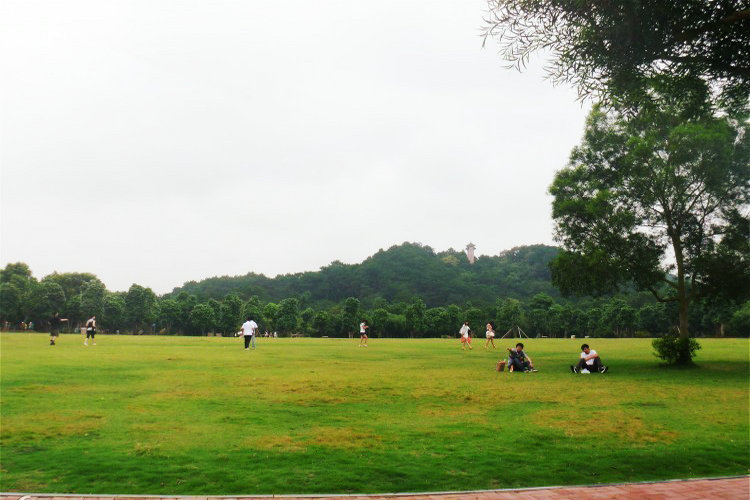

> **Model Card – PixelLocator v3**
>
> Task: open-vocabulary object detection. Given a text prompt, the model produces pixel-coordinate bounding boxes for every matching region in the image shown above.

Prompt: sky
[1,0,590,295]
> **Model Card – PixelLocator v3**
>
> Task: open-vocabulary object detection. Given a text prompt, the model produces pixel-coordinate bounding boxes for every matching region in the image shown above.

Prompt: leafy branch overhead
[482,0,750,108]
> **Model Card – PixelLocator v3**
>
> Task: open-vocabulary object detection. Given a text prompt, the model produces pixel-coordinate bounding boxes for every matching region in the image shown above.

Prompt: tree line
[1,258,747,337]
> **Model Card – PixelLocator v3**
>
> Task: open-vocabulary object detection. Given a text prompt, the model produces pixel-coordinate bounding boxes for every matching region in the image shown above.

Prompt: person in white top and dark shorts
[239,317,258,350]
[84,315,97,346]
[571,344,608,373]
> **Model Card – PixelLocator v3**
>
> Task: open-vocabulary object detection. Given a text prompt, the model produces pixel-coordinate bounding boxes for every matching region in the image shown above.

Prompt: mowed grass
[0,334,747,495]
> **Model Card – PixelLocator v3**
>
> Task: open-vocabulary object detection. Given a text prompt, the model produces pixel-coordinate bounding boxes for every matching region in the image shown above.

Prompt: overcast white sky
[1,0,590,295]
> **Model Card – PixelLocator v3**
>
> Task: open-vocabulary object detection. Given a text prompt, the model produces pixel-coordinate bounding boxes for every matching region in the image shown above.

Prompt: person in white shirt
[358,320,369,347]
[84,315,97,346]
[484,322,496,349]
[571,344,608,373]
[240,317,258,350]
[459,321,472,350]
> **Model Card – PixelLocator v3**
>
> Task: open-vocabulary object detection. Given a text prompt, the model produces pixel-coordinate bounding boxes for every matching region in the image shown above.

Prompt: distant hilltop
[169,242,561,307]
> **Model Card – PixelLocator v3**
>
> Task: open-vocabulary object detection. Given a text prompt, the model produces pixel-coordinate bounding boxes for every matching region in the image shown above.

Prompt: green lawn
[1,334,747,495]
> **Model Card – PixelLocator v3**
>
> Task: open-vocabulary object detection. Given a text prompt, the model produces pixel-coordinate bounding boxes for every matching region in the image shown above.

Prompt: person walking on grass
[239,316,258,350]
[571,344,609,373]
[459,321,472,350]
[49,312,68,345]
[507,342,537,372]
[84,315,97,346]
[484,322,496,349]
[359,320,369,347]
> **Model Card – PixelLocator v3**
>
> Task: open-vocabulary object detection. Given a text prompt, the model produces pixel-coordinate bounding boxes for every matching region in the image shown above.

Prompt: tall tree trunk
[672,232,690,339]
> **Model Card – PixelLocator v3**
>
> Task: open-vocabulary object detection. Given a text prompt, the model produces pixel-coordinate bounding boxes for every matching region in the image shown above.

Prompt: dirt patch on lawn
[533,408,678,444]
[246,426,382,452]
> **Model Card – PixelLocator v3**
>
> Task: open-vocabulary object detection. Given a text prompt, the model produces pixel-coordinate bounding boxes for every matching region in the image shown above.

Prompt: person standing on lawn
[459,321,472,350]
[49,312,68,345]
[84,315,97,346]
[359,320,369,347]
[484,322,497,349]
[240,316,258,350]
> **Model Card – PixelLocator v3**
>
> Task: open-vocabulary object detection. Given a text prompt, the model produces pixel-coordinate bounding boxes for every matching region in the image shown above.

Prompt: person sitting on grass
[507,342,537,372]
[571,344,608,373]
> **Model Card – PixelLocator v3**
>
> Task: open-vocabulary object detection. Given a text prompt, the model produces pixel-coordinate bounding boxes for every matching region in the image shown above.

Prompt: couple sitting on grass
[498,342,609,374]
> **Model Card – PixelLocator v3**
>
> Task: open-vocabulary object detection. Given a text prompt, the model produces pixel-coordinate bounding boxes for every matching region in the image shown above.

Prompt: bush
[652,334,701,365]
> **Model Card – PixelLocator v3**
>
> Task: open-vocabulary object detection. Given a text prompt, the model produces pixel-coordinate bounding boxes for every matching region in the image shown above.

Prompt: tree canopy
[482,0,750,109]
[549,94,750,342]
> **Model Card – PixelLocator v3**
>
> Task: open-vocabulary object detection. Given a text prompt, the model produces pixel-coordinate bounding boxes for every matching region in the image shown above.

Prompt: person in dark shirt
[507,342,537,372]
[49,312,69,345]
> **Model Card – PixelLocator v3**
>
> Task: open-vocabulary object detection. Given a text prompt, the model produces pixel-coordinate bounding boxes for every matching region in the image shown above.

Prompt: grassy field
[1,333,748,495]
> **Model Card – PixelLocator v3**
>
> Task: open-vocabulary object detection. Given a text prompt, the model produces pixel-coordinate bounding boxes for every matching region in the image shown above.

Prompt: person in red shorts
[459,321,472,350]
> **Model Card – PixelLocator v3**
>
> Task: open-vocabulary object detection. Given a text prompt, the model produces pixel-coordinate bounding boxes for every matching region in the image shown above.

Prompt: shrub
[652,334,701,365]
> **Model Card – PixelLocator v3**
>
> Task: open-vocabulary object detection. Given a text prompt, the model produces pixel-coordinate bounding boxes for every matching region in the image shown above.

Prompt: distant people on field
[484,322,496,349]
[459,321,472,350]
[49,312,69,345]
[507,342,537,372]
[20,321,27,331]
[84,315,97,346]
[273,331,277,338]
[571,344,608,373]
[29,321,34,331]
[359,320,369,347]
[240,316,258,350]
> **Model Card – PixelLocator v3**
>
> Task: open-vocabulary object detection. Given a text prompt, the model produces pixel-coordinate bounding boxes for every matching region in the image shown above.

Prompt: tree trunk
[671,231,690,339]
[678,297,689,338]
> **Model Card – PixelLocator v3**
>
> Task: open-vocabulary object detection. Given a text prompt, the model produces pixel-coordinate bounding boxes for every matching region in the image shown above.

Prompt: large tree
[125,284,159,332]
[482,0,750,108]
[549,93,749,352]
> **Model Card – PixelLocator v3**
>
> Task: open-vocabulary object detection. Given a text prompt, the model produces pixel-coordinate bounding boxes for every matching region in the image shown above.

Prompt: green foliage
[101,293,125,331]
[653,334,702,365]
[26,280,66,322]
[0,283,22,322]
[2,241,747,338]
[727,301,750,337]
[404,298,426,337]
[158,298,182,333]
[263,303,279,331]
[550,97,750,343]
[80,281,106,319]
[496,298,522,330]
[276,298,300,335]
[125,284,158,331]
[341,297,360,336]
[217,294,243,336]
[482,0,750,109]
[189,303,216,335]
[169,243,562,308]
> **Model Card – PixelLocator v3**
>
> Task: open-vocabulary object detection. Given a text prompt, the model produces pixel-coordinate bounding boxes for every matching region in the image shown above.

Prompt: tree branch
[647,286,678,303]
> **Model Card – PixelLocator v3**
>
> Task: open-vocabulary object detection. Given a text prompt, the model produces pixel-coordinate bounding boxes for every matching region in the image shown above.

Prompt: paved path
[2,476,747,500]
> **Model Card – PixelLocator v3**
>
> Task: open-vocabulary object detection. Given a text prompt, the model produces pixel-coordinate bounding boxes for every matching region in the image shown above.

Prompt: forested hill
[169,243,560,307]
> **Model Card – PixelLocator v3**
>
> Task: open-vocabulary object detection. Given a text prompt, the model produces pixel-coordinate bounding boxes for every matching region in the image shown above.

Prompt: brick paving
[2,476,747,500]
